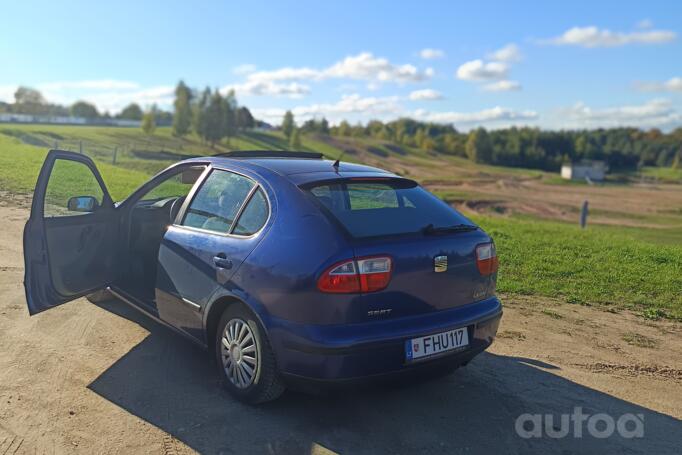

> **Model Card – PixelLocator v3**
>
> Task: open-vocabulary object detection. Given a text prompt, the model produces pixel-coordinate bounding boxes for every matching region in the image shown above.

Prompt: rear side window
[233,188,268,236]
[306,180,473,238]
[182,170,254,233]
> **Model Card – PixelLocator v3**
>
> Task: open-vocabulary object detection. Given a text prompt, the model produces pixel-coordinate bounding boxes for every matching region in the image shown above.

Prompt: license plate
[405,327,469,361]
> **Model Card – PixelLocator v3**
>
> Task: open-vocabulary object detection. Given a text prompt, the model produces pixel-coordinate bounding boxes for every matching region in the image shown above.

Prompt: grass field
[1,124,681,320]
[476,215,682,320]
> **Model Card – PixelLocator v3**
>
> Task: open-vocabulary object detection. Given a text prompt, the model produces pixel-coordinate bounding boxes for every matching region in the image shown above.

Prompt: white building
[561,161,607,182]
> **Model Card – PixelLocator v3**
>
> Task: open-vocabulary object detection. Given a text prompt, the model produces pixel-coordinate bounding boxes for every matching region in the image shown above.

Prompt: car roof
[185,153,399,185]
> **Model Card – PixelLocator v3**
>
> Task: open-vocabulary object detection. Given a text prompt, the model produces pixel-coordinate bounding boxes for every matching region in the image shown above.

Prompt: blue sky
[1,0,681,130]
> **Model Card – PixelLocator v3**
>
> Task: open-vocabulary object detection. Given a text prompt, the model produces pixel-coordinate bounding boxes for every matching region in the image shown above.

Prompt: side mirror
[67,196,99,213]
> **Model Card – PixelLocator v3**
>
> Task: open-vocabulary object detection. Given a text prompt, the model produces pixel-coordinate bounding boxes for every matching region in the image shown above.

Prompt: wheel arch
[203,293,269,354]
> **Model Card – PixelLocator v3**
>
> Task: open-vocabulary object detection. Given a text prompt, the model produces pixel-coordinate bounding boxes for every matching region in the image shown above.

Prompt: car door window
[233,188,268,236]
[44,159,104,217]
[182,170,255,233]
[137,166,205,203]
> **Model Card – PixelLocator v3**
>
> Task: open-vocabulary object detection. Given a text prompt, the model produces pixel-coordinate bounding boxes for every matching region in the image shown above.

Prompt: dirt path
[428,177,682,229]
[1,206,680,454]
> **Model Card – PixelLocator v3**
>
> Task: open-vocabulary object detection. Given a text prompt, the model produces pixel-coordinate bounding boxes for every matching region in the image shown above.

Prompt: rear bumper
[266,296,502,383]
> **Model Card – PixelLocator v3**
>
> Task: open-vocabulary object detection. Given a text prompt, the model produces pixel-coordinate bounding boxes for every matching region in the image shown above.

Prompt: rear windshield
[305,179,474,238]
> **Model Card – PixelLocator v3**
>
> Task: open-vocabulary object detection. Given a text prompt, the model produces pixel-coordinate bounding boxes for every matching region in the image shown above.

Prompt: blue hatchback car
[24,149,502,403]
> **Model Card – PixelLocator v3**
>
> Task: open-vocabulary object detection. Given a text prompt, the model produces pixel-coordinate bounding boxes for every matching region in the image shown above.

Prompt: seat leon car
[24,149,502,403]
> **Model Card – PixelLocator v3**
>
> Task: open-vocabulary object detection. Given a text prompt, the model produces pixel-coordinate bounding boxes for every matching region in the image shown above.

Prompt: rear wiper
[421,223,478,235]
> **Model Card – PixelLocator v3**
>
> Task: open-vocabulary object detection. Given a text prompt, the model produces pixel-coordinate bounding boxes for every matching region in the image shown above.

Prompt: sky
[1,0,681,131]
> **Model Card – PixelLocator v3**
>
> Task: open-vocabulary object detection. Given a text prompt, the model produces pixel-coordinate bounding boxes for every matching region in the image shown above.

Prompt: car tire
[86,289,112,303]
[215,304,285,404]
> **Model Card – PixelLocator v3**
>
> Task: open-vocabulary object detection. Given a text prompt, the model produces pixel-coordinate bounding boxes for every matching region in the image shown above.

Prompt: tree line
[0,86,173,124]
[327,118,682,170]
[3,84,680,169]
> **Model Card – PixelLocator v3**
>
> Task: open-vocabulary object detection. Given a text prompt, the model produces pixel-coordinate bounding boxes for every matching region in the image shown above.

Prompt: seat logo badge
[434,255,448,272]
[368,309,392,317]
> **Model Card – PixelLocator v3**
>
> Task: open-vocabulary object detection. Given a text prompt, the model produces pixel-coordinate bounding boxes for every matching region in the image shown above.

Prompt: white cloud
[233,64,257,75]
[252,93,403,125]
[0,80,171,113]
[246,67,321,83]
[482,80,522,92]
[0,85,17,102]
[324,52,430,83]
[409,89,444,101]
[37,80,140,91]
[223,80,310,98]
[414,106,537,126]
[635,77,682,93]
[366,81,381,91]
[76,85,175,113]
[488,44,522,62]
[543,25,676,47]
[558,99,681,128]
[252,94,537,130]
[456,59,508,81]
[419,48,445,60]
[636,19,653,30]
[241,52,432,91]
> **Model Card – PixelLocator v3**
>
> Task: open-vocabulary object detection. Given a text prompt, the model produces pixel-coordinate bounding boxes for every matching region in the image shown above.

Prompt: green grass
[621,332,658,348]
[474,215,682,320]
[0,126,350,200]
[595,223,682,246]
[0,133,151,200]
[640,166,682,183]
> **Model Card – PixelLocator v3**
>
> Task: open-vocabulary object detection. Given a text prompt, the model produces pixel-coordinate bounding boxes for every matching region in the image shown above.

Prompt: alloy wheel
[220,318,258,388]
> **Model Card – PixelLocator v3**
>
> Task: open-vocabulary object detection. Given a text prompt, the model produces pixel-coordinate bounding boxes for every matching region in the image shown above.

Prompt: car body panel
[267,296,502,380]
[351,231,497,321]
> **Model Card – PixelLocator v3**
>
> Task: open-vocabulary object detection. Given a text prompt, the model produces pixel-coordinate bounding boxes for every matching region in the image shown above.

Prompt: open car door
[24,150,119,315]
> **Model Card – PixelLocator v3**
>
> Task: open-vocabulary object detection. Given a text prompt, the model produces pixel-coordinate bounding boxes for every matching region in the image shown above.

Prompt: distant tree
[154,110,173,125]
[118,103,143,120]
[414,128,426,149]
[282,110,295,139]
[14,86,45,105]
[336,120,351,137]
[204,90,226,147]
[172,80,192,136]
[193,87,211,143]
[319,117,330,135]
[13,86,48,114]
[70,101,99,119]
[236,106,255,130]
[222,89,238,145]
[141,108,157,135]
[673,147,681,170]
[289,128,301,149]
[466,128,493,163]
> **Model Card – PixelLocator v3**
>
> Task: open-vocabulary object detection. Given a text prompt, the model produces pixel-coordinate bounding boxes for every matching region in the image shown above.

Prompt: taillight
[317,256,392,293]
[476,243,499,275]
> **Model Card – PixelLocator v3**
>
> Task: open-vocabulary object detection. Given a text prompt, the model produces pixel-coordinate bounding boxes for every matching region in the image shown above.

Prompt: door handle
[213,253,233,269]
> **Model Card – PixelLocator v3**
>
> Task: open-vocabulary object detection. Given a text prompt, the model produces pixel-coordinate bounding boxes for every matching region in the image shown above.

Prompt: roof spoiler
[215,150,324,159]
